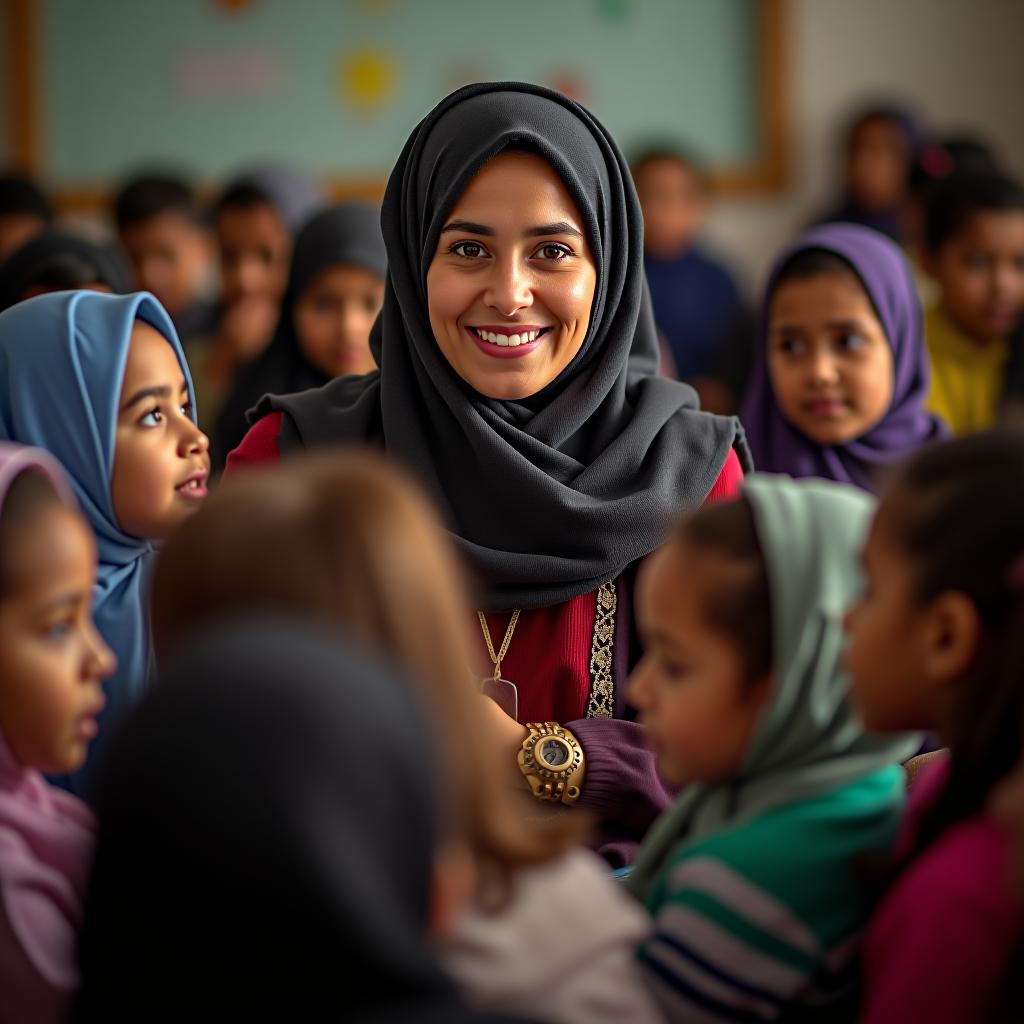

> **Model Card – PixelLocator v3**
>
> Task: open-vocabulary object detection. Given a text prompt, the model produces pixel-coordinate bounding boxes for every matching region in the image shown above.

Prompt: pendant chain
[478,609,521,679]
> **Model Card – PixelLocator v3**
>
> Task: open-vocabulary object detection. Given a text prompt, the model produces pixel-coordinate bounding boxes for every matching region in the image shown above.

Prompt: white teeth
[509,334,521,347]
[527,331,538,342]
[497,334,510,347]
[473,328,542,346]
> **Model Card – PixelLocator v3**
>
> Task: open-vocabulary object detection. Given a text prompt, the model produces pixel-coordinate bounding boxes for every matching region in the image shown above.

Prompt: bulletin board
[6,0,786,207]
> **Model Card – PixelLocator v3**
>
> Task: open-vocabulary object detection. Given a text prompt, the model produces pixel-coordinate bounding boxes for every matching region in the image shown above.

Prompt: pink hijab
[0,443,95,1020]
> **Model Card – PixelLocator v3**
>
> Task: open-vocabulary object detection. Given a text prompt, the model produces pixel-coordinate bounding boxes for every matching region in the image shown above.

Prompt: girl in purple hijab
[0,444,115,1022]
[741,223,946,492]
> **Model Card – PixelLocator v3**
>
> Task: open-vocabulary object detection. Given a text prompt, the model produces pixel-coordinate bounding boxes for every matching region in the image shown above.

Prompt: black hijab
[212,202,386,469]
[0,231,130,311]
[75,618,523,1023]
[257,82,749,611]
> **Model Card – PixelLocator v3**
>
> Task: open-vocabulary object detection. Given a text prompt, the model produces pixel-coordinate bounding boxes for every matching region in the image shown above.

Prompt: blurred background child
[113,173,217,346]
[0,291,209,797]
[845,431,1024,1022]
[0,231,130,312]
[633,145,750,411]
[190,164,326,429]
[626,475,918,1020]
[0,174,53,265]
[742,223,945,491]
[922,172,1024,434]
[210,202,387,469]
[0,444,114,1023]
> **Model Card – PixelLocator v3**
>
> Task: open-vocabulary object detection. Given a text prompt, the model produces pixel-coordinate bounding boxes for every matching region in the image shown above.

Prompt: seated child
[845,431,1024,1023]
[0,443,115,1022]
[150,453,661,1024]
[113,173,217,345]
[211,202,387,470]
[625,473,919,1021]
[0,173,52,264]
[814,103,920,243]
[922,172,1024,434]
[76,617,530,1022]
[742,223,945,491]
[633,145,749,411]
[0,291,210,796]
[0,231,130,312]
[192,164,326,428]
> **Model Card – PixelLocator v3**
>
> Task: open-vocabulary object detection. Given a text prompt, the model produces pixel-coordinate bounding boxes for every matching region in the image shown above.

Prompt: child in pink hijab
[0,443,115,1023]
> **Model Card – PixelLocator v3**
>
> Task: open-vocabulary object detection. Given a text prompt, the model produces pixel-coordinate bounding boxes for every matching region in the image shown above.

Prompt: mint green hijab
[626,474,920,902]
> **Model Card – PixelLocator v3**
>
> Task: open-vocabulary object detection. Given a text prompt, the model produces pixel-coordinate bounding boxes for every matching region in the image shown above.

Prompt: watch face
[538,737,571,769]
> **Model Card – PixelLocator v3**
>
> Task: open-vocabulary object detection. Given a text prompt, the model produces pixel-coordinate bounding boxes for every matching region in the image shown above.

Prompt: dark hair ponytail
[883,430,1024,853]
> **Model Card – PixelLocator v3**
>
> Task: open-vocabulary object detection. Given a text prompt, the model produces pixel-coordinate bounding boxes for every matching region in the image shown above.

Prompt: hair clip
[1009,553,1024,589]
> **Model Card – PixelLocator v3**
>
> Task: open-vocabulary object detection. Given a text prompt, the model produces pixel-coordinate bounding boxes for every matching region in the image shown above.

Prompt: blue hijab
[0,290,195,796]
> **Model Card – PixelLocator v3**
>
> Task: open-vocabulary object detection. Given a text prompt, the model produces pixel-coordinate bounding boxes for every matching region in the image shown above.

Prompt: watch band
[517,722,585,806]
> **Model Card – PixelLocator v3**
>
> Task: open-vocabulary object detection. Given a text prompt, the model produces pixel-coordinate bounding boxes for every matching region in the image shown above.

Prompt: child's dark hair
[924,171,1024,252]
[630,144,707,190]
[675,497,773,684]
[212,182,276,221]
[882,430,1024,853]
[114,175,200,230]
[0,470,64,599]
[0,173,53,222]
[844,104,918,158]
[772,247,860,291]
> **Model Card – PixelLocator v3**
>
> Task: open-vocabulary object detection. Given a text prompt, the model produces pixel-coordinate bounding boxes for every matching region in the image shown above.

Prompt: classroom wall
[703,0,1024,295]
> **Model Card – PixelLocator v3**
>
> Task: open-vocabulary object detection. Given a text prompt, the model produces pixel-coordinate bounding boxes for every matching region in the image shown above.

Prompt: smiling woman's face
[425,151,597,400]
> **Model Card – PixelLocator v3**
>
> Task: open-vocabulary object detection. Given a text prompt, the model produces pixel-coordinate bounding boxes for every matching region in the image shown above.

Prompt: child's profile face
[628,540,772,788]
[111,322,210,540]
[634,157,706,260]
[119,212,211,320]
[846,117,909,211]
[0,503,115,773]
[293,264,384,378]
[768,271,894,446]
[217,202,292,307]
[928,210,1024,343]
[843,506,936,733]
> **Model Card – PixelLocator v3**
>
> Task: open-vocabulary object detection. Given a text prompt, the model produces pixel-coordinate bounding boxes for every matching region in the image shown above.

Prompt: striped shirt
[639,767,905,1022]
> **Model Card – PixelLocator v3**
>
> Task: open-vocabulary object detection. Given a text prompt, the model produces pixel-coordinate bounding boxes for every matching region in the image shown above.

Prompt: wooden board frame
[5,0,787,213]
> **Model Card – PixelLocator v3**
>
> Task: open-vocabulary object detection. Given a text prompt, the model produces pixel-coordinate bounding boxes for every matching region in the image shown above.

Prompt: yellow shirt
[925,303,1009,436]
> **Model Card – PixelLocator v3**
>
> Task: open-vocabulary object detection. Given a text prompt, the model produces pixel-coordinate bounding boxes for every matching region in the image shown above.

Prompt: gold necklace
[478,609,521,722]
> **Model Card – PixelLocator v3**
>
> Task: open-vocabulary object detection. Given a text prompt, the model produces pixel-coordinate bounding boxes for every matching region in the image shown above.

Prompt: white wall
[702,0,1024,297]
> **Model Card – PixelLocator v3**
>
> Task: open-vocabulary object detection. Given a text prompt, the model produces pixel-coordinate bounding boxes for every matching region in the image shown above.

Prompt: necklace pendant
[480,675,519,722]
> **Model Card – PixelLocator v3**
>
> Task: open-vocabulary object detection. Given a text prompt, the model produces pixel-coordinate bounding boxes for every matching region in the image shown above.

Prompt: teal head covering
[626,473,920,901]
[0,290,196,797]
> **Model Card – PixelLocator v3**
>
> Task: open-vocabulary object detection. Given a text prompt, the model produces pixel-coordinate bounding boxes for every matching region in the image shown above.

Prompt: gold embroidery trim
[586,581,617,718]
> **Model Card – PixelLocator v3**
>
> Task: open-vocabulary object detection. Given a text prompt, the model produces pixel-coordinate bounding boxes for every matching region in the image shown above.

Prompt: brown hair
[152,451,584,885]
[673,496,773,685]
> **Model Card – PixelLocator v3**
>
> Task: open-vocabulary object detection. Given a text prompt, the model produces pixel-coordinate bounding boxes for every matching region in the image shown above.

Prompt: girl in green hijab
[625,474,919,1021]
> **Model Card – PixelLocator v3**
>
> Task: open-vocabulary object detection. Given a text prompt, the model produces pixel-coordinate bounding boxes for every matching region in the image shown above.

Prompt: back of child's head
[880,430,1024,843]
[113,174,200,232]
[153,452,582,877]
[630,144,707,259]
[0,174,53,264]
[924,171,1024,253]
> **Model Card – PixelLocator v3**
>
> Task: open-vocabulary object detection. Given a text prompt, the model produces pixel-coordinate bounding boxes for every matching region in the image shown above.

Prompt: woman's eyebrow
[525,221,583,239]
[441,220,494,236]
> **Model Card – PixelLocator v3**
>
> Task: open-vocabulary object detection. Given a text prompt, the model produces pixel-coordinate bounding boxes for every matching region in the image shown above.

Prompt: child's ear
[920,591,981,685]
[426,840,476,938]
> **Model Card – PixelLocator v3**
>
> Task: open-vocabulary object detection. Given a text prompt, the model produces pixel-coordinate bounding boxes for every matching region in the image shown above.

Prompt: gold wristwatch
[517,722,585,805]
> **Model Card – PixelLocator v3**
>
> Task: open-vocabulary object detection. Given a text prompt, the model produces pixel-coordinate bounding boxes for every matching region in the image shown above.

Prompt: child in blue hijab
[0,290,210,797]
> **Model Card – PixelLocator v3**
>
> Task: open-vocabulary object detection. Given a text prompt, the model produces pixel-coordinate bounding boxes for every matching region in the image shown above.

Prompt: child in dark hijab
[741,223,945,492]
[75,617,533,1023]
[211,202,386,470]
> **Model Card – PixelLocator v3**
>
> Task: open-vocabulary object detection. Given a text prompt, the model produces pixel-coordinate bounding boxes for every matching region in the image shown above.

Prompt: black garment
[255,82,749,611]
[213,202,386,470]
[75,617,527,1023]
[0,231,131,311]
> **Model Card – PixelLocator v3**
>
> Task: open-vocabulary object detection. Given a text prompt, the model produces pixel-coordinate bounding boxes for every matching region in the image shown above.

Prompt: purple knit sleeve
[566,716,676,868]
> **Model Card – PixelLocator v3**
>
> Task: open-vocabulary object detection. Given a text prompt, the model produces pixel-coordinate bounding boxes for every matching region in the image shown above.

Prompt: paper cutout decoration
[337,47,398,112]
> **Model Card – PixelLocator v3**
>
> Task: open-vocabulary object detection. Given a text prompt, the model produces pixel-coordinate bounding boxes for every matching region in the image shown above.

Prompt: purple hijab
[0,444,95,1021]
[741,223,946,492]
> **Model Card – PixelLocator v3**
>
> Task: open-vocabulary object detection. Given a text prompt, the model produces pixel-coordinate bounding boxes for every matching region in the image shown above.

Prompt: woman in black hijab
[0,231,130,311]
[226,83,749,864]
[74,617,532,1023]
[212,202,387,469]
